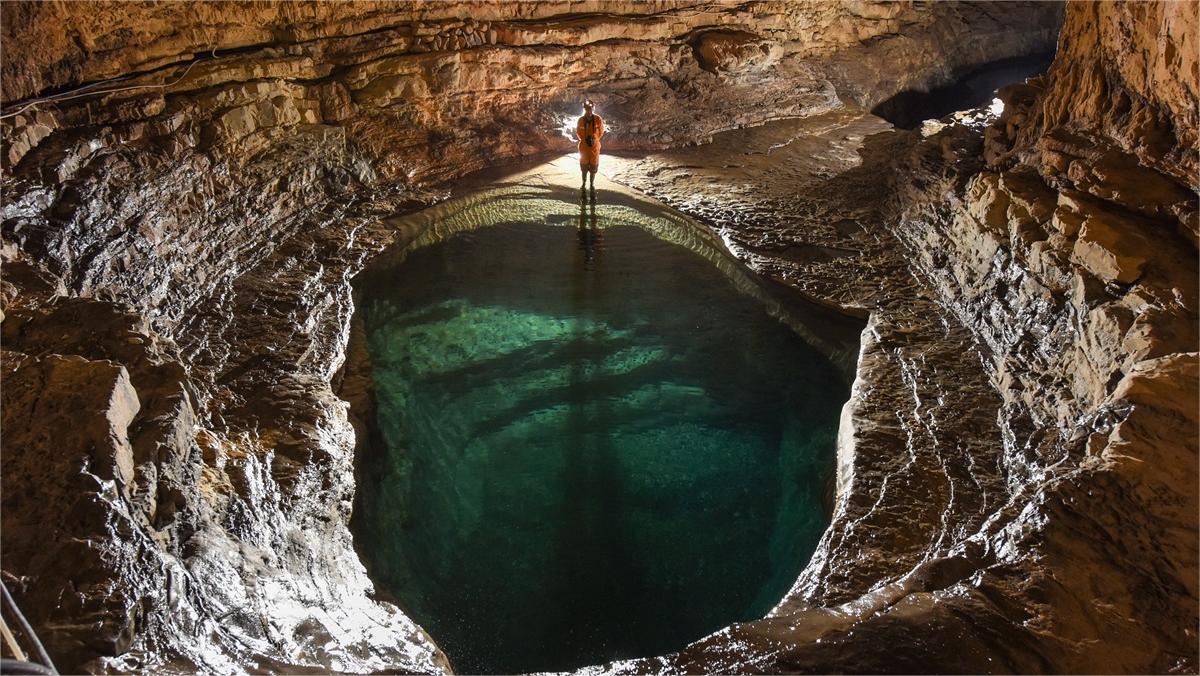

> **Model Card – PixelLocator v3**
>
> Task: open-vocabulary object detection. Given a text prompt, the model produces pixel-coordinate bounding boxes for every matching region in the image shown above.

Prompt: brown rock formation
[3,0,1194,674]
[1033,1,1197,185]
[590,2,1195,673]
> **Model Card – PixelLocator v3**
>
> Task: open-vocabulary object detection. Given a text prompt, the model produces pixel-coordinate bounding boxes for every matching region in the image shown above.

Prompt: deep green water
[353,200,849,674]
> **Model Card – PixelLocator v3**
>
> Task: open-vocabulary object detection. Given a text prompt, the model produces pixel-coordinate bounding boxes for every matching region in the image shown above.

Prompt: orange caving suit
[576,113,604,170]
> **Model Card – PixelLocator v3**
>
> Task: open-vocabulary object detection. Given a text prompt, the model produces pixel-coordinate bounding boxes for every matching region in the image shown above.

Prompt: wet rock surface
[2,1,1195,674]
[592,5,1198,671]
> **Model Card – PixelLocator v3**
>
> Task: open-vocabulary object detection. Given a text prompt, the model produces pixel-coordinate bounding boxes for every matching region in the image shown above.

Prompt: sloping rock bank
[3,1,1192,674]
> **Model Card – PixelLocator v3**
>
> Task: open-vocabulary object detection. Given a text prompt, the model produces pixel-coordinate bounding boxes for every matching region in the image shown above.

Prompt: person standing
[576,99,604,192]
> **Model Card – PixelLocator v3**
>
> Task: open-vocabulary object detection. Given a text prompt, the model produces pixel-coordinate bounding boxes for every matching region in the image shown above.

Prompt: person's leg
[580,167,587,190]
[588,168,596,190]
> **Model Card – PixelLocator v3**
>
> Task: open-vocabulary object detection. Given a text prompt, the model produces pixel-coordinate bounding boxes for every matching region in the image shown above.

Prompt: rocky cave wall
[0,3,1062,671]
[3,1,1195,674]
[901,1,1196,669]
[586,2,1196,673]
[1,1,1060,333]
[887,2,1199,669]
[589,0,1199,665]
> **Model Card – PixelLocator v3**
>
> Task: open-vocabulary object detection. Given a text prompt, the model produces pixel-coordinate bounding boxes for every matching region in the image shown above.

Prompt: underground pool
[350,170,858,674]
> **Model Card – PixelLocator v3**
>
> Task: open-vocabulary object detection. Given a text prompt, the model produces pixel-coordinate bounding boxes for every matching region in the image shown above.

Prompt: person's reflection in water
[577,191,602,270]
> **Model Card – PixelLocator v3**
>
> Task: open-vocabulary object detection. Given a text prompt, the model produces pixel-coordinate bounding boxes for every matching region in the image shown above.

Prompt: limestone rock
[690,30,780,74]
[3,1,1195,674]
[1,352,147,664]
[1034,1,1198,184]
[1071,208,1154,284]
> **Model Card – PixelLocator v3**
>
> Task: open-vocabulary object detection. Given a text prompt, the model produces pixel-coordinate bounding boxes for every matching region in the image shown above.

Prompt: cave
[1,2,1197,675]
[348,173,858,673]
[870,52,1056,129]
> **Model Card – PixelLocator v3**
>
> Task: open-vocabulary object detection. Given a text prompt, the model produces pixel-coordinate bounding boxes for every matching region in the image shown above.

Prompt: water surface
[353,190,851,674]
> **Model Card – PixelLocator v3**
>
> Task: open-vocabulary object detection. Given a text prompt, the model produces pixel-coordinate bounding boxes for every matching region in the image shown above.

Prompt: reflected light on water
[919,96,1006,136]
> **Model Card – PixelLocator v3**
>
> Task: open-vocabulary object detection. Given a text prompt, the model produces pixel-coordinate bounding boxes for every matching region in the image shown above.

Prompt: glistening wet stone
[352,187,853,674]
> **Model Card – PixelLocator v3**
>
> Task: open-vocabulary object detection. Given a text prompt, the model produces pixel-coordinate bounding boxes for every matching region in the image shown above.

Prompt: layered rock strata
[0,3,1061,670]
[600,111,1196,675]
[4,1,1191,674]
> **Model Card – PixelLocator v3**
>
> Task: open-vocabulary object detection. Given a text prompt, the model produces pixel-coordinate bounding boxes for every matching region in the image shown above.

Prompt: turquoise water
[353,197,850,674]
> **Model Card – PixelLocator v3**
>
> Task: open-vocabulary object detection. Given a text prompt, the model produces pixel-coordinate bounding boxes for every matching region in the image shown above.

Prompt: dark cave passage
[871,52,1055,129]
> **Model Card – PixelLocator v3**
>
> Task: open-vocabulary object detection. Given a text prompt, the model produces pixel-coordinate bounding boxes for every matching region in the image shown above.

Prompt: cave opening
[871,52,1055,129]
[348,176,860,674]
